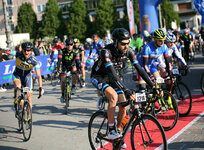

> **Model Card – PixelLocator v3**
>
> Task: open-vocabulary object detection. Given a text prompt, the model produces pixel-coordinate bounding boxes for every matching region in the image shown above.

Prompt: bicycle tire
[64,81,71,114]
[88,111,108,150]
[131,114,167,150]
[22,101,32,141]
[50,71,58,87]
[201,73,204,95]
[17,100,23,131]
[153,90,179,131]
[172,82,192,117]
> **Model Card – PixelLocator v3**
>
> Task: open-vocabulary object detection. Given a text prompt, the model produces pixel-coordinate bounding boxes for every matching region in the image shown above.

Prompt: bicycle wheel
[64,82,71,114]
[172,82,192,117]
[17,100,23,131]
[88,111,108,150]
[201,73,204,95]
[131,114,167,150]
[153,90,179,131]
[22,101,32,141]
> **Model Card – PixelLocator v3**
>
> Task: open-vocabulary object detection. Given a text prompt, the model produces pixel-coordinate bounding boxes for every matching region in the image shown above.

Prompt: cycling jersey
[50,42,65,59]
[91,44,153,94]
[130,38,143,53]
[154,44,186,68]
[89,40,104,56]
[73,45,85,62]
[13,51,40,89]
[57,48,80,73]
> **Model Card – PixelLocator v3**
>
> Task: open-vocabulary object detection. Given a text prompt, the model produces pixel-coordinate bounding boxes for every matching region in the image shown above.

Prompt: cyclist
[73,38,86,87]
[49,37,65,61]
[57,37,81,100]
[130,33,143,54]
[4,42,43,111]
[154,31,187,77]
[88,34,104,59]
[91,28,155,145]
[137,28,170,90]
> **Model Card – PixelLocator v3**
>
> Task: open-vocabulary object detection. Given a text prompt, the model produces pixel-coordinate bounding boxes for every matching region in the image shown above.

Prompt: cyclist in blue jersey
[88,34,104,60]
[137,28,170,90]
[3,42,43,111]
[154,31,188,76]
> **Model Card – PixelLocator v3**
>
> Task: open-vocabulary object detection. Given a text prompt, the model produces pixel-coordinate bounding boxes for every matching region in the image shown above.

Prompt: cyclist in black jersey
[73,38,86,87]
[57,37,81,99]
[4,41,43,109]
[91,28,155,142]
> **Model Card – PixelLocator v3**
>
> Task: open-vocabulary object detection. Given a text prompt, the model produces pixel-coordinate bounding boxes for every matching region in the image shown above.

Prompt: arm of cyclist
[57,50,62,73]
[75,52,81,71]
[173,46,187,66]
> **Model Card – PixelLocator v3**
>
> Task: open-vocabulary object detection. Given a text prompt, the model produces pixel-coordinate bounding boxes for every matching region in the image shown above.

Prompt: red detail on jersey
[105,58,111,62]
[75,57,80,60]
[58,55,62,58]
[52,43,65,52]
[164,54,169,57]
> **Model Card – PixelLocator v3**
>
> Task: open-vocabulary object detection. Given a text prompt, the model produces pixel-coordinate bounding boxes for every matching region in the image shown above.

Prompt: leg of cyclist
[71,66,77,95]
[25,74,33,108]
[13,74,22,109]
[81,62,86,87]
[60,73,66,99]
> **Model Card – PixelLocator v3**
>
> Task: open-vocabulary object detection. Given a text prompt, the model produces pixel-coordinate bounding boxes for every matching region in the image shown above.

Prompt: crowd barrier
[0,49,97,84]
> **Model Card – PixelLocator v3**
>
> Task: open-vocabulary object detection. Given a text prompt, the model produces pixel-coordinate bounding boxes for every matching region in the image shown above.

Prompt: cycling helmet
[74,38,80,43]
[143,30,150,38]
[166,32,176,43]
[21,41,33,50]
[132,33,138,39]
[104,39,113,46]
[53,37,60,44]
[112,28,130,42]
[65,37,74,45]
[153,28,166,40]
[86,38,92,43]
[92,34,99,39]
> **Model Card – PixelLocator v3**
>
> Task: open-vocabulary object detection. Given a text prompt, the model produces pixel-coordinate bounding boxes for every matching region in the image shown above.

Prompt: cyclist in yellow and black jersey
[57,37,81,100]
[73,38,86,87]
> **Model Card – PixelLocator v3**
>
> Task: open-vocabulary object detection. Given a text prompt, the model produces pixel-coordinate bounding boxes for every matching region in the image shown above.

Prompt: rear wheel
[131,114,167,150]
[153,90,179,131]
[22,101,32,141]
[172,82,192,117]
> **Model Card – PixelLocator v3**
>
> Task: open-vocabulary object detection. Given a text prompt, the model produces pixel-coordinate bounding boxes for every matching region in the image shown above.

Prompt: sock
[82,77,85,80]
[108,123,115,132]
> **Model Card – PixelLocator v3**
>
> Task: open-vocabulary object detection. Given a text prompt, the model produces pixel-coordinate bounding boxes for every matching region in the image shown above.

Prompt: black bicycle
[88,91,167,150]
[64,71,72,114]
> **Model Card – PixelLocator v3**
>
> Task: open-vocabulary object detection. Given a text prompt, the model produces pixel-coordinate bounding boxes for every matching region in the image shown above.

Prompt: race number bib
[135,92,146,102]
[156,77,165,84]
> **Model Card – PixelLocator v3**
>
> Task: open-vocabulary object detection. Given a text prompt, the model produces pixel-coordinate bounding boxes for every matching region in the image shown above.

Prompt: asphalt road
[0,53,204,150]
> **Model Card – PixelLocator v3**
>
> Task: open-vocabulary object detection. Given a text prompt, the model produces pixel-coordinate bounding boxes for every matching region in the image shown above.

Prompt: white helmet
[86,38,92,43]
[104,39,113,46]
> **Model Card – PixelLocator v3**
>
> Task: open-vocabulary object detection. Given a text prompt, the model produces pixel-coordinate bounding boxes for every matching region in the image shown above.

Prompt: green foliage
[95,0,114,38]
[114,0,140,34]
[14,2,37,39]
[67,0,87,41]
[161,0,180,29]
[39,0,61,38]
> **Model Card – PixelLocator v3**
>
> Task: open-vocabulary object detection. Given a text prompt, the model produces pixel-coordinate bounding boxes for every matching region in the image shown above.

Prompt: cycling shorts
[60,65,76,76]
[91,75,124,95]
[138,64,158,84]
[13,73,33,89]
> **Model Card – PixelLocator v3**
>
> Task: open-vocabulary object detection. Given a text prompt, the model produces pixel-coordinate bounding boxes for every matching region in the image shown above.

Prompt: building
[170,0,201,30]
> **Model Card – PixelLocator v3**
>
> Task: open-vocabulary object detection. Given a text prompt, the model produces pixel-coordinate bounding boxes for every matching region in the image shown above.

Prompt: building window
[42,4,46,11]
[178,3,192,11]
[7,0,12,5]
[37,5,41,13]
[10,24,14,31]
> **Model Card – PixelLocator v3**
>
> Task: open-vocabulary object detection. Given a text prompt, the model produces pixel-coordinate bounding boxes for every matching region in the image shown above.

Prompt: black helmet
[53,37,60,44]
[65,37,74,45]
[133,33,138,39]
[21,41,33,50]
[112,28,130,42]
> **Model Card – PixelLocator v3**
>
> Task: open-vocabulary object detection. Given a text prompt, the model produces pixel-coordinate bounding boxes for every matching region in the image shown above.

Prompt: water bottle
[119,115,130,131]
[20,100,24,110]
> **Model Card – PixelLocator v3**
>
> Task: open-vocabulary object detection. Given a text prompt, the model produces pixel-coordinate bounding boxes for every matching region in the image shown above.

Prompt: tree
[39,0,61,38]
[160,0,180,29]
[95,0,114,38]
[67,0,87,41]
[14,2,37,39]
[114,0,140,34]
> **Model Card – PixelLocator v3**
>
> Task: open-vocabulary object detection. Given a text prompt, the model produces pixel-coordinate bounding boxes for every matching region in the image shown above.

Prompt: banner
[194,0,204,25]
[127,0,135,36]
[0,49,97,84]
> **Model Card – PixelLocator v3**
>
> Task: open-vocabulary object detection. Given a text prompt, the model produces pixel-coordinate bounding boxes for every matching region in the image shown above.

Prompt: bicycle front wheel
[154,90,179,131]
[131,114,167,150]
[22,101,32,141]
[64,82,71,114]
[88,111,108,150]
[173,82,192,117]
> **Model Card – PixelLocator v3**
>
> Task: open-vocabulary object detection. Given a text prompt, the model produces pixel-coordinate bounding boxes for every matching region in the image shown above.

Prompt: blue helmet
[166,32,176,43]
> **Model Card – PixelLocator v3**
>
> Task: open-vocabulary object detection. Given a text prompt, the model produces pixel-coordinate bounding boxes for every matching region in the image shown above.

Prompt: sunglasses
[120,41,130,46]
[23,49,32,52]
[67,44,73,46]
